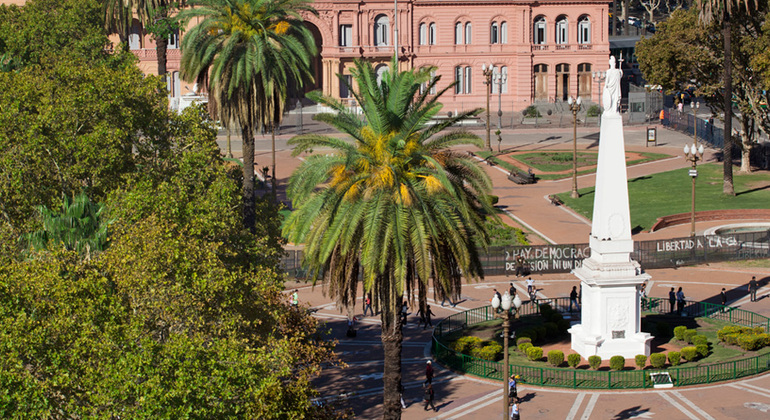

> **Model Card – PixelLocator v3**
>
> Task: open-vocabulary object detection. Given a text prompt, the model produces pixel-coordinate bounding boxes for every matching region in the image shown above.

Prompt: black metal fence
[282,230,770,278]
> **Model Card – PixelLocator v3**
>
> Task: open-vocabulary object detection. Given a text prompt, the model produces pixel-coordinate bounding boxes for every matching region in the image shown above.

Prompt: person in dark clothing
[669,288,676,314]
[720,288,727,306]
[423,383,437,412]
[514,255,526,277]
[569,286,580,312]
[509,283,517,301]
[493,289,502,313]
[749,276,758,302]
[363,293,373,317]
[422,305,436,329]
[401,301,409,326]
[416,305,427,328]
[425,360,434,384]
[676,287,686,316]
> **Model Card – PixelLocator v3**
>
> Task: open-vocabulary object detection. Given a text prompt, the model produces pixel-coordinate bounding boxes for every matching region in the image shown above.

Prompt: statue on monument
[602,55,622,114]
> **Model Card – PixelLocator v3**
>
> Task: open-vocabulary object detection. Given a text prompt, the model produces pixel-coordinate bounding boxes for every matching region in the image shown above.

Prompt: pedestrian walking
[749,276,758,302]
[423,383,437,412]
[720,288,727,306]
[291,289,299,307]
[509,283,517,300]
[569,286,580,312]
[363,293,373,316]
[515,255,526,277]
[422,305,436,329]
[425,360,434,384]
[416,305,427,328]
[508,374,519,402]
[669,287,676,314]
[401,301,409,326]
[526,277,535,296]
[676,287,686,316]
[398,382,407,409]
[510,401,520,420]
[492,289,502,312]
[440,293,454,307]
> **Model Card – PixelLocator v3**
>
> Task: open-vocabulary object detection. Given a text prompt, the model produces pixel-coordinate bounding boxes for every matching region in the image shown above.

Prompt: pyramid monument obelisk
[568,55,652,359]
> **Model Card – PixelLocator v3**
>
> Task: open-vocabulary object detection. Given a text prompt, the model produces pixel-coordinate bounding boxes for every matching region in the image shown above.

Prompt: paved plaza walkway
[220,119,770,419]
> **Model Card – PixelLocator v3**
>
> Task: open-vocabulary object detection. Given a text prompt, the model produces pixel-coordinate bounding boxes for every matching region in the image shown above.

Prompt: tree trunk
[723,16,735,195]
[156,35,168,88]
[241,125,256,231]
[271,127,277,199]
[740,116,753,173]
[624,0,630,35]
[380,279,403,420]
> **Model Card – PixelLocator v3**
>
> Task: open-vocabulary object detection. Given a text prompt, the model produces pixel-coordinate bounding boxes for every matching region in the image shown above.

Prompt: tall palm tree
[179,0,316,229]
[697,0,758,195]
[284,58,495,419]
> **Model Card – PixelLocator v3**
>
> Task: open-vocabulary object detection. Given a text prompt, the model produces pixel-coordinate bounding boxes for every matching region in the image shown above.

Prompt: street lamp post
[495,69,507,130]
[684,138,704,237]
[482,63,494,151]
[567,96,582,199]
[491,291,522,419]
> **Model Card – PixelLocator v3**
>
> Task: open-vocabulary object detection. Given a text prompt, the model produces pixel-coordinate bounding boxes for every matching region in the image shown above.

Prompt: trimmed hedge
[668,351,682,366]
[518,342,533,353]
[609,356,625,371]
[635,354,647,369]
[650,353,666,368]
[692,335,708,346]
[737,333,770,351]
[674,326,687,341]
[527,346,543,361]
[683,329,697,344]
[681,346,698,362]
[696,344,709,358]
[473,343,503,361]
[547,350,564,367]
[588,355,601,370]
[452,336,483,355]
[567,353,581,368]
[516,337,532,346]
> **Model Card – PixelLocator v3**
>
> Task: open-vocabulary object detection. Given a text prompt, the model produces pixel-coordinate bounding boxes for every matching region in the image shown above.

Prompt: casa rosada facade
[4,0,611,113]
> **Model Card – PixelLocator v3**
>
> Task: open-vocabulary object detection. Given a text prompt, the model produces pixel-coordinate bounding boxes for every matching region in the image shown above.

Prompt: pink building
[4,0,611,112]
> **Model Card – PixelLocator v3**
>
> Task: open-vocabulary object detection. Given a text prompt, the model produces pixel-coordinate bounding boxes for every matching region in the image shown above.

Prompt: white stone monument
[569,56,653,359]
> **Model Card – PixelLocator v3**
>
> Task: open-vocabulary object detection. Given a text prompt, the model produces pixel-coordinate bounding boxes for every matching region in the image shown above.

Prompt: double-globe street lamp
[495,69,507,130]
[567,96,583,199]
[491,291,522,419]
[684,101,704,237]
[482,63,495,151]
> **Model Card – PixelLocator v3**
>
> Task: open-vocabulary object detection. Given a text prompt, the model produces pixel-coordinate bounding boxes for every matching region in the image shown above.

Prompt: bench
[508,170,537,184]
[549,195,564,206]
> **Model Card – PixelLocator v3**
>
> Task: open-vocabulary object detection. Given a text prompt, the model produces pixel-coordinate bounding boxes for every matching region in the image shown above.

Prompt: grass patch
[557,164,770,231]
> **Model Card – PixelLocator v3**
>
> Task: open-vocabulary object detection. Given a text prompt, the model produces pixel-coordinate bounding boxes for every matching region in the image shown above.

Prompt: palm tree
[179,0,316,229]
[284,58,495,419]
[697,0,758,195]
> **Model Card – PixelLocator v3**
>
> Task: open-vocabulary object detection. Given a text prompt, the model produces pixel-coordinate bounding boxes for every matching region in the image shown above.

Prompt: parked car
[628,17,641,28]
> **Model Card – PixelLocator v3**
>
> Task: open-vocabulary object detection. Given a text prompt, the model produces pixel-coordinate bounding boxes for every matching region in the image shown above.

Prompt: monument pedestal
[568,104,653,359]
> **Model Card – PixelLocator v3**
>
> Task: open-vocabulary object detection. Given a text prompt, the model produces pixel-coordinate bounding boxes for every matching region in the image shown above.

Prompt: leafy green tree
[179,0,317,229]
[20,192,110,260]
[284,58,494,419]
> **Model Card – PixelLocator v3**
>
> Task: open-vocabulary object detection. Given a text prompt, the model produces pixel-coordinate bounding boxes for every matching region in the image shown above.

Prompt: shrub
[683,329,697,344]
[681,346,698,362]
[452,336,483,355]
[527,346,543,361]
[518,342,533,353]
[656,321,672,338]
[516,337,532,346]
[586,104,602,117]
[517,329,535,342]
[723,333,740,346]
[668,351,681,366]
[557,319,571,334]
[535,326,547,341]
[588,355,601,370]
[737,334,765,351]
[609,356,625,371]
[544,322,559,338]
[547,350,564,367]
[673,326,687,341]
[549,312,563,323]
[635,354,647,369]
[473,343,503,361]
[523,105,542,118]
[692,335,708,346]
[567,353,581,368]
[696,344,709,358]
[650,353,666,368]
[717,325,765,342]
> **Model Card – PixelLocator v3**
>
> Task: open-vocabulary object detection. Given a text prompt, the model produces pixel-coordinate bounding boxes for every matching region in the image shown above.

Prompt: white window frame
[455,22,462,45]
[556,17,568,45]
[534,17,547,45]
[490,22,499,44]
[464,66,472,94]
[429,23,436,45]
[340,24,353,47]
[455,66,463,94]
[464,22,472,44]
[501,22,508,44]
[374,15,389,46]
[419,23,426,45]
[578,16,591,44]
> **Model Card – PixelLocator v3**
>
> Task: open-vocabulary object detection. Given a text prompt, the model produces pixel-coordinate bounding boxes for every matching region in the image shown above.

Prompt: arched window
[420,68,438,94]
[578,15,591,44]
[376,64,389,85]
[501,22,508,44]
[455,22,462,44]
[419,23,427,45]
[555,16,568,44]
[129,20,142,50]
[490,22,499,44]
[455,66,463,94]
[534,16,546,45]
[168,29,179,49]
[464,66,472,93]
[454,66,472,94]
[374,15,389,46]
[429,23,436,45]
[464,22,472,44]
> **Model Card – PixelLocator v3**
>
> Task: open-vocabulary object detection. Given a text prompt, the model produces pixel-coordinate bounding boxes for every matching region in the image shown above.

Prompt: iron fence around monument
[281,230,770,278]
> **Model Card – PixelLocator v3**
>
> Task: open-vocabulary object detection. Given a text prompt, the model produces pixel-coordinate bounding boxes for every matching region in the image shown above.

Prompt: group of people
[508,374,521,419]
[668,287,687,315]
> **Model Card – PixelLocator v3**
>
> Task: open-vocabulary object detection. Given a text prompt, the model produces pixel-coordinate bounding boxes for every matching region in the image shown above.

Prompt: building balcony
[131,48,181,60]
[361,45,395,57]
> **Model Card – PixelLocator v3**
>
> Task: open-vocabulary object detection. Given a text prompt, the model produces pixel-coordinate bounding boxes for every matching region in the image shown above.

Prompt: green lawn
[476,150,671,181]
[557,164,770,231]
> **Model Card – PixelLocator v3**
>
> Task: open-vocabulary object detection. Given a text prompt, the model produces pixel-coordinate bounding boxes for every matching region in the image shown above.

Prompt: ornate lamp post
[495,69,507,130]
[567,96,583,198]
[684,138,704,237]
[482,63,494,151]
[491,291,522,418]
